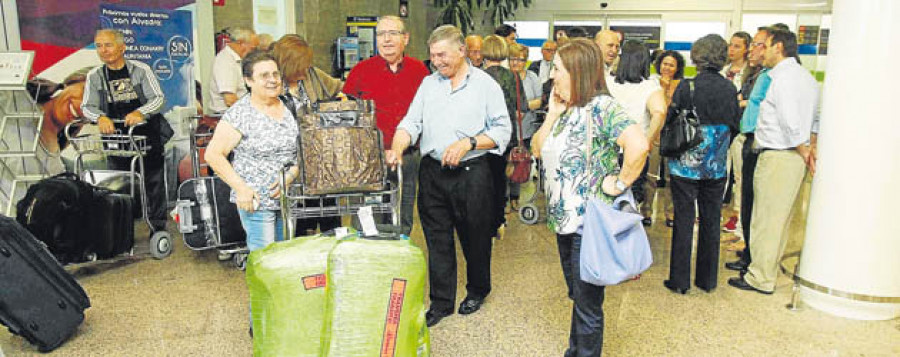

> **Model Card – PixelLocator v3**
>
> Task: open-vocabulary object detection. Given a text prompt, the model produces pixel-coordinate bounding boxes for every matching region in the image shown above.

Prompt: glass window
[663,21,727,68]
[505,21,550,62]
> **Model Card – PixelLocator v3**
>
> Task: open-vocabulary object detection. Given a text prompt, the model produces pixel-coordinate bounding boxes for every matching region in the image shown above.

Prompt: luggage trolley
[278,164,402,240]
[174,114,249,269]
[517,157,545,225]
[65,118,174,259]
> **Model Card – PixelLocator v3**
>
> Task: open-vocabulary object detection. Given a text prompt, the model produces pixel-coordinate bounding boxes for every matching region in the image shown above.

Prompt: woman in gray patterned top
[205,51,300,252]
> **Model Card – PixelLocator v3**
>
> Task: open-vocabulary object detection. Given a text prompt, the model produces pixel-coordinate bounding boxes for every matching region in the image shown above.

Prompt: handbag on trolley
[288,79,387,195]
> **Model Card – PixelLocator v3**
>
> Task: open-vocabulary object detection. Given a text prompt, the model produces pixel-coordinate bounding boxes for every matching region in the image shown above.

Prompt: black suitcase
[89,190,135,260]
[176,176,246,249]
[0,215,91,352]
[16,173,95,264]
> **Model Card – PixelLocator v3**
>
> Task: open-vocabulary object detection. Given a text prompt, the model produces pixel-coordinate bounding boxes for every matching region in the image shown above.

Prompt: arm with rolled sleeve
[481,81,512,154]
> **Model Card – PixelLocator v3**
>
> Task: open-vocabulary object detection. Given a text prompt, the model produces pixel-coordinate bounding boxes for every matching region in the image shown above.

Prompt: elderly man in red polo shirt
[343,15,429,235]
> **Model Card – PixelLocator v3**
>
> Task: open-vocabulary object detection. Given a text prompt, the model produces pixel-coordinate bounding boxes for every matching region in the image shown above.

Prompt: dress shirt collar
[376,54,406,73]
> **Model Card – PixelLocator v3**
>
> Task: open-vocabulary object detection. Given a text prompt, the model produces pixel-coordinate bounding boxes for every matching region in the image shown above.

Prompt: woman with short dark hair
[531,38,649,356]
[663,34,741,295]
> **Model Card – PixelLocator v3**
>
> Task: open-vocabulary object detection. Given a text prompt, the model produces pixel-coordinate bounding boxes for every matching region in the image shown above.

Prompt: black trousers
[668,176,726,290]
[418,156,495,313]
[488,151,509,229]
[739,134,759,264]
[108,153,166,230]
[557,233,605,357]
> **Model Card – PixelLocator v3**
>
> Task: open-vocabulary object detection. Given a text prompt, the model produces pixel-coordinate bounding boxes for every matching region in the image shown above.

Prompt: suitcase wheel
[150,231,174,259]
[519,204,540,225]
[232,252,248,271]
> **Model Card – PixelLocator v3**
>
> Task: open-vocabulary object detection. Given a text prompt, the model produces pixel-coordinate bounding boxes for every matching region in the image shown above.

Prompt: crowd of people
[80,18,820,356]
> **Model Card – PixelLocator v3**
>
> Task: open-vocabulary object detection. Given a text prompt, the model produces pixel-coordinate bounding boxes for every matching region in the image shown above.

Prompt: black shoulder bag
[659,79,702,157]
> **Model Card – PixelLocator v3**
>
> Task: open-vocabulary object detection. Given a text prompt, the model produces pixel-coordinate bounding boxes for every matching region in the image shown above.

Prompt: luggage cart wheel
[150,231,174,259]
[233,252,248,271]
[519,204,540,225]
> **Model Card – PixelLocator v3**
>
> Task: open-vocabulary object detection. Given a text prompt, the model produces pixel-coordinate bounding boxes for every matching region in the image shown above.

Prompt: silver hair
[428,25,464,49]
[227,26,256,43]
[96,29,125,45]
[691,34,728,71]
[377,15,407,33]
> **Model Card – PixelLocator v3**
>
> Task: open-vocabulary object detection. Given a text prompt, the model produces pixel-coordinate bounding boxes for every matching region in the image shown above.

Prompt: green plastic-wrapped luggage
[246,232,343,357]
[321,235,430,357]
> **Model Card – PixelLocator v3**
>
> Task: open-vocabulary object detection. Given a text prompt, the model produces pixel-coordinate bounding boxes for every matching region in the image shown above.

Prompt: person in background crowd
[342,15,429,236]
[511,43,543,145]
[653,50,686,227]
[508,43,542,211]
[565,26,589,39]
[528,40,557,84]
[495,24,518,45]
[721,31,753,235]
[531,38,648,357]
[209,26,258,115]
[594,30,621,75]
[606,40,667,226]
[663,34,740,295]
[725,26,770,273]
[482,34,521,234]
[257,33,274,51]
[271,34,344,235]
[82,29,168,231]
[465,34,485,68]
[729,27,819,295]
[389,25,510,327]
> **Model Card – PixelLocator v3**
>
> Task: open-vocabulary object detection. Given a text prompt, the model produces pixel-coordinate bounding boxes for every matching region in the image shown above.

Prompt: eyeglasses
[510,58,526,62]
[750,42,767,49]
[376,30,405,38]
[541,48,556,52]
[254,71,282,81]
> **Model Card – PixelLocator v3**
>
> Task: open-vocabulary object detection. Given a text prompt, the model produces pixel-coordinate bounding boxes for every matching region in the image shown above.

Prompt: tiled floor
[2,184,898,356]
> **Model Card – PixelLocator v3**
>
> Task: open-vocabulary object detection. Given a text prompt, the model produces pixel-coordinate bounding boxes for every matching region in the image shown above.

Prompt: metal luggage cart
[174,114,249,269]
[278,164,402,239]
[65,118,174,259]
[517,157,545,225]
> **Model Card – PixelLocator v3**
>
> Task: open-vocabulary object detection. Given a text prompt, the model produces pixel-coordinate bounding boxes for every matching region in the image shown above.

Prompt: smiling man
[342,15,429,236]
[388,25,510,328]
[82,28,168,231]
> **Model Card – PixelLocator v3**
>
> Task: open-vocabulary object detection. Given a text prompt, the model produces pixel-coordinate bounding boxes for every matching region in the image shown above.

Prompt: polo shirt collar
[377,55,406,73]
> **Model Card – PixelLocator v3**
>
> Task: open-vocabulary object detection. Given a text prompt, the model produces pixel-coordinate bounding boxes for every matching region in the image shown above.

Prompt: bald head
[465,35,484,67]
[594,30,621,66]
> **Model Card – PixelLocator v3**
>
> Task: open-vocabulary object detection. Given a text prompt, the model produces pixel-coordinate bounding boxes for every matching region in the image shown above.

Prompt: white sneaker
[217,251,234,261]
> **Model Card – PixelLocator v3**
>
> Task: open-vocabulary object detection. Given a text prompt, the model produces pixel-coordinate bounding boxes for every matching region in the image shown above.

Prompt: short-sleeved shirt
[607,78,661,133]
[209,46,246,114]
[541,95,634,235]
[342,55,429,147]
[223,96,299,210]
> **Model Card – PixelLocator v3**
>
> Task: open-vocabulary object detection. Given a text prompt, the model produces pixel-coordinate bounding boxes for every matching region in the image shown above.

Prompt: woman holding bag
[531,38,648,357]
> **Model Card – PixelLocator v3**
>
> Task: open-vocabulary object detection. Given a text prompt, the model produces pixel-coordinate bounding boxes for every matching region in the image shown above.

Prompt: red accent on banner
[20,40,79,78]
[213,0,225,6]
[380,279,407,357]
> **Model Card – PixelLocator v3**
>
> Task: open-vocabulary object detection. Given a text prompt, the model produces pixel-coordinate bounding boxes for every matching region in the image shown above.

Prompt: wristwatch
[615,177,628,192]
[468,136,477,150]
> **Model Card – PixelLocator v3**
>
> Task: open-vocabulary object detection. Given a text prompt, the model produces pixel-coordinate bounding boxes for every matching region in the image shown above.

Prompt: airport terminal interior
[1,0,898,356]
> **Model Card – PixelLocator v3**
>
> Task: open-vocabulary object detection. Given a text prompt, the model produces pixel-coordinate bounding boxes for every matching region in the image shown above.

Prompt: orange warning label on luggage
[380,279,407,357]
[302,274,326,290]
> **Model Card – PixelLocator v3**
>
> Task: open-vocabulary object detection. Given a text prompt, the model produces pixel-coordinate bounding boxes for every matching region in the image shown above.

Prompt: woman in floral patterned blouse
[531,38,648,357]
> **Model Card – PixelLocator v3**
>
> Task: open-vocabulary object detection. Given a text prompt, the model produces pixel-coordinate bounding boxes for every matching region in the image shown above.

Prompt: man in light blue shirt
[388,25,511,327]
[729,28,820,295]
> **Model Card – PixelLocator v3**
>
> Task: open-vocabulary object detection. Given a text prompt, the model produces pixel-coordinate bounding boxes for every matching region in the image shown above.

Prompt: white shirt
[720,62,747,90]
[538,60,552,83]
[209,46,245,114]
[606,78,661,133]
[755,57,820,149]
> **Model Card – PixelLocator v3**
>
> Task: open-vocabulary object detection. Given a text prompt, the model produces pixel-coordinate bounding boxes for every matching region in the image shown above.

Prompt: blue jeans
[237,209,285,252]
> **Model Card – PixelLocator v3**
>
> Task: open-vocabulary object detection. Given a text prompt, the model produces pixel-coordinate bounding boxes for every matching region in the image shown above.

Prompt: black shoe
[425,309,452,327]
[727,277,773,295]
[665,219,674,228]
[249,325,253,338]
[735,250,745,259]
[663,280,688,295]
[641,216,652,226]
[725,260,748,272]
[696,284,716,293]
[457,296,485,315]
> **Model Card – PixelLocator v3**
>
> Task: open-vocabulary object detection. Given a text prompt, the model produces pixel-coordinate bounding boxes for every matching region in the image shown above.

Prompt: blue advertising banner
[99,4,193,113]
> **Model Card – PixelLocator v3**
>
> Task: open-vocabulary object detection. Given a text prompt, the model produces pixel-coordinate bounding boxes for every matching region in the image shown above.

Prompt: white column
[797,0,900,320]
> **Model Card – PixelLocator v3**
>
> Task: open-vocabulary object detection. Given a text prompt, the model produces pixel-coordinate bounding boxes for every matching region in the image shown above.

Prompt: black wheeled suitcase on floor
[89,190,135,260]
[176,176,246,249]
[0,215,90,352]
[15,173,94,264]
